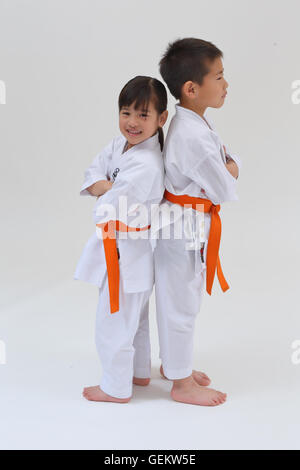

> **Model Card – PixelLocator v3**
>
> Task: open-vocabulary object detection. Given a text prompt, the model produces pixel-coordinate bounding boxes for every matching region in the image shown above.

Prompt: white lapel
[109,132,160,183]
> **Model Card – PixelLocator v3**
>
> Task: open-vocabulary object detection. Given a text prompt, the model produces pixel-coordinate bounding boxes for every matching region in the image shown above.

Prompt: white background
[1,0,300,450]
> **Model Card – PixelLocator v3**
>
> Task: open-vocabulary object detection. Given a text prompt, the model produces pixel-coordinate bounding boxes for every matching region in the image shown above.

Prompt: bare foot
[132,377,150,386]
[82,385,131,403]
[160,365,211,386]
[191,370,211,386]
[171,376,227,406]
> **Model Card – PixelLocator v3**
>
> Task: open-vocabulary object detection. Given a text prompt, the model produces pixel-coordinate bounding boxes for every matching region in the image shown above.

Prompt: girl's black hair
[118,76,167,151]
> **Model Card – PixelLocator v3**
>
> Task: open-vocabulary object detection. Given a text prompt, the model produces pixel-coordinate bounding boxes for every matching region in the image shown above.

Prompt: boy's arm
[178,133,239,204]
[203,113,241,179]
[223,145,241,179]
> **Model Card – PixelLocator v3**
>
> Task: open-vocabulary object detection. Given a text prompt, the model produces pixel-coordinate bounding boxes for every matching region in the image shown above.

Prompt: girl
[74,76,168,403]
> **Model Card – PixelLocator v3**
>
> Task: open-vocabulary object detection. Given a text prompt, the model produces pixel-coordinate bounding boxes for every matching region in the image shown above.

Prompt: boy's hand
[223,146,239,179]
[225,159,239,179]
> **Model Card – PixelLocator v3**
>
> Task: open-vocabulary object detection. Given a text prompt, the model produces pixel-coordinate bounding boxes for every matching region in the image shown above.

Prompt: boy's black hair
[118,76,167,151]
[159,38,223,100]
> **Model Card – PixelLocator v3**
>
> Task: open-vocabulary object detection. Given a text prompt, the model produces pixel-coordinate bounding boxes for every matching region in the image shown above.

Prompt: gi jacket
[151,104,242,277]
[74,131,164,292]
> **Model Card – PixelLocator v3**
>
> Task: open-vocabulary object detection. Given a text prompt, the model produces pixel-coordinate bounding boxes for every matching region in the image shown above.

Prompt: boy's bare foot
[132,377,151,386]
[171,376,227,406]
[160,365,211,386]
[82,386,131,403]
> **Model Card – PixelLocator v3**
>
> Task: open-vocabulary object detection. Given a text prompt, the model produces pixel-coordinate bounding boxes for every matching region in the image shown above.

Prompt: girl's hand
[105,181,113,191]
[96,180,113,199]
[88,179,113,197]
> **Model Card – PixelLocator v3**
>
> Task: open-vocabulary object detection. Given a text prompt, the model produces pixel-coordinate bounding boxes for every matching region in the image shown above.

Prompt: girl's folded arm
[80,138,115,196]
[87,180,113,197]
[92,161,160,225]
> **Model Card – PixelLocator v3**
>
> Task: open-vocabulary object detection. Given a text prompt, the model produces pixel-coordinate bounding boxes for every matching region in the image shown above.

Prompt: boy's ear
[182,81,196,99]
[159,110,168,127]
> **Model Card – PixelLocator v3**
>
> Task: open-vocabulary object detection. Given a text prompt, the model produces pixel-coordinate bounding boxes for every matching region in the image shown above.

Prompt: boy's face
[181,57,228,111]
[119,100,167,150]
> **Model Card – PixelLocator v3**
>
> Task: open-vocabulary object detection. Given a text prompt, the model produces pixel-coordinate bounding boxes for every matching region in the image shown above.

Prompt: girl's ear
[159,110,168,127]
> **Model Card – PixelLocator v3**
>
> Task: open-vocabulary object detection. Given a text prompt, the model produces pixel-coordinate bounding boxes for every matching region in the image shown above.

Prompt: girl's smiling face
[119,100,166,149]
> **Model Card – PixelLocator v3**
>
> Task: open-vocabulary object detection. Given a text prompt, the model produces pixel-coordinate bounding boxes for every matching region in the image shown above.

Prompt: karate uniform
[154,104,241,380]
[74,132,164,398]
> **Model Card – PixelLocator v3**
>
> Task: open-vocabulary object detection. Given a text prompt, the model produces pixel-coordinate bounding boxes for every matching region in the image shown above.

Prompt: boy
[154,38,241,406]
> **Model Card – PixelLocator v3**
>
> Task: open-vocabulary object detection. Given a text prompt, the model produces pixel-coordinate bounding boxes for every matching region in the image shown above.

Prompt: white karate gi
[74,132,164,398]
[154,104,241,380]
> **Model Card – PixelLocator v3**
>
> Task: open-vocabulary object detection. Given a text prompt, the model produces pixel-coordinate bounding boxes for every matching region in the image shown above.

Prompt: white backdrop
[1,0,300,450]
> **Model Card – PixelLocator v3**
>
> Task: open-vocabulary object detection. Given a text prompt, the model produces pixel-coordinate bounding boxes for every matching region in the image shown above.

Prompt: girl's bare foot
[132,377,151,386]
[171,376,227,406]
[82,386,131,403]
[160,364,211,386]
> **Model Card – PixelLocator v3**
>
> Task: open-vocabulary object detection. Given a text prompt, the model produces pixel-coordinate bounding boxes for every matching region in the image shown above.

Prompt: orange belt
[164,189,229,295]
[96,220,151,314]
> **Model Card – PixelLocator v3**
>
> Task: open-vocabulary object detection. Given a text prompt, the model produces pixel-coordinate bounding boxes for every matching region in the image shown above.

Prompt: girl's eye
[121,111,148,117]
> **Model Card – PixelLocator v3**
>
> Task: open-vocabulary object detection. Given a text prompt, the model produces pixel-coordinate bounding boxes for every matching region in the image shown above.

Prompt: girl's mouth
[127,130,142,136]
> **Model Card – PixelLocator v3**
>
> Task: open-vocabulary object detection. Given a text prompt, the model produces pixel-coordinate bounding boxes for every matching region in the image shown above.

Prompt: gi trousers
[154,235,206,380]
[95,274,152,399]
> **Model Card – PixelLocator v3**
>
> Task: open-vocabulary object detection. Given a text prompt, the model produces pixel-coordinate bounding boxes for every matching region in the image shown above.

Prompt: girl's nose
[128,117,138,128]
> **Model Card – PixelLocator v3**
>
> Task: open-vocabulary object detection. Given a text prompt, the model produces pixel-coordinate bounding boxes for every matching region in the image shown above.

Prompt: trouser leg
[133,299,151,378]
[95,275,151,398]
[154,237,205,380]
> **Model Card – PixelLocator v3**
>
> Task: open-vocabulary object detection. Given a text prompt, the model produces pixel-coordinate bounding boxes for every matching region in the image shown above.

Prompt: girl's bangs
[119,80,155,112]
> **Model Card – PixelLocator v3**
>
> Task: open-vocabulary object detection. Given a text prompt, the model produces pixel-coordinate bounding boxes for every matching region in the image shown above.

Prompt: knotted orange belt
[96,220,151,314]
[164,189,229,295]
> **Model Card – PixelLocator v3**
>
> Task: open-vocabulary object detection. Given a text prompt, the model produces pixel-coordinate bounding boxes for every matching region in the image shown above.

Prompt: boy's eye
[140,113,148,118]
[122,112,130,115]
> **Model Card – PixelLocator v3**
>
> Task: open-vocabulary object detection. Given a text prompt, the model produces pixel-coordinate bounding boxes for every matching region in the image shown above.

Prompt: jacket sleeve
[200,112,242,181]
[92,157,163,226]
[175,131,239,204]
[79,138,114,196]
